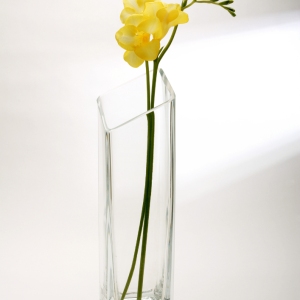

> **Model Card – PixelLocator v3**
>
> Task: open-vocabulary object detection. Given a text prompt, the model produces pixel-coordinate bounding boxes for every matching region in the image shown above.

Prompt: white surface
[1,1,300,299]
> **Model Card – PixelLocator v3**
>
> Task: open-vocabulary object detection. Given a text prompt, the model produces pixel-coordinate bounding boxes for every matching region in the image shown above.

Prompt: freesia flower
[115,21,161,67]
[155,4,189,39]
[142,2,189,39]
[116,0,189,68]
[120,0,155,24]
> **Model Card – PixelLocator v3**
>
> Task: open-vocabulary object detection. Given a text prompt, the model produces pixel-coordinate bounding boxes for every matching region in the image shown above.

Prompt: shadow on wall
[178,136,300,201]
[175,137,300,300]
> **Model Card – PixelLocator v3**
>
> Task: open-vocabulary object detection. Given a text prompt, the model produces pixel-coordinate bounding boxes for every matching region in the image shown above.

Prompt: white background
[1,0,300,299]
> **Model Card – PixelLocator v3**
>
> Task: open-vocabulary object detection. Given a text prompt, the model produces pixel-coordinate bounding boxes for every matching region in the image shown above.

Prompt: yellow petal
[167,9,179,23]
[168,11,189,27]
[123,0,154,13]
[166,4,180,12]
[135,39,160,61]
[137,17,161,35]
[123,0,139,11]
[115,25,137,51]
[124,50,144,68]
[144,2,164,18]
[155,8,169,38]
[156,8,168,24]
[120,8,135,24]
[125,14,146,27]
[156,5,189,33]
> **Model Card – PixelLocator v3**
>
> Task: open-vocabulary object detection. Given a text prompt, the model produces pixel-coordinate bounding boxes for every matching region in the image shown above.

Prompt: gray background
[1,0,300,299]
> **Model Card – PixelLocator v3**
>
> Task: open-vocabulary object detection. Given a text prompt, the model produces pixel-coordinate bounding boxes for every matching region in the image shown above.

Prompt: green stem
[150,60,159,108]
[182,0,195,10]
[124,24,179,300]
[137,110,155,299]
[121,24,179,299]
[137,60,158,299]
[120,62,157,300]
[184,0,236,15]
[194,0,221,5]
[158,26,178,64]
[195,0,218,3]
[146,61,151,110]
[120,202,145,300]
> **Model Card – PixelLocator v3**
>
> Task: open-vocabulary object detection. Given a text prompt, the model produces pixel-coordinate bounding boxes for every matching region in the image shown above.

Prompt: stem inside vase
[120,60,159,300]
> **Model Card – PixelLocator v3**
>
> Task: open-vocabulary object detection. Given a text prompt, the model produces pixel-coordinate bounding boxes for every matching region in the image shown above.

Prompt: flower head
[116,17,161,67]
[116,0,189,68]
[121,0,155,23]
[156,4,189,39]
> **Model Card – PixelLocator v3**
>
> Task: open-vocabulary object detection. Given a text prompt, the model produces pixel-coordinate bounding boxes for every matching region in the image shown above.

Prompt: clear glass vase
[97,69,175,300]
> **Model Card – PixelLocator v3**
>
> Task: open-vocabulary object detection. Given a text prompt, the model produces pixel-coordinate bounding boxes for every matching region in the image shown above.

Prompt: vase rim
[97,68,175,132]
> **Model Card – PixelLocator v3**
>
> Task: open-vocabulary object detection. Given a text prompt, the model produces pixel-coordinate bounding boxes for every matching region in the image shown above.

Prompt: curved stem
[120,203,145,300]
[150,60,159,108]
[182,0,195,9]
[120,62,152,300]
[137,111,155,299]
[146,61,151,110]
[157,26,178,64]
[184,0,236,16]
[121,21,179,300]
[137,60,158,299]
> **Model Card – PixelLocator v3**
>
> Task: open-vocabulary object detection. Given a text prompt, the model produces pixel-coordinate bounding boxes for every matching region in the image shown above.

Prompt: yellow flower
[120,0,155,24]
[115,19,161,67]
[116,0,189,68]
[133,2,188,39]
[156,4,189,39]
[123,0,154,13]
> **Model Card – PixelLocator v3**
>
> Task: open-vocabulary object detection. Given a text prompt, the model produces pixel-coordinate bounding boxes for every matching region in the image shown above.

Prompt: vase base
[119,288,166,300]
[123,298,156,300]
[122,296,168,300]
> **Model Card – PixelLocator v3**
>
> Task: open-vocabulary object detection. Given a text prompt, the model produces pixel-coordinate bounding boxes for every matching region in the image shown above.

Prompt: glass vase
[97,69,175,300]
